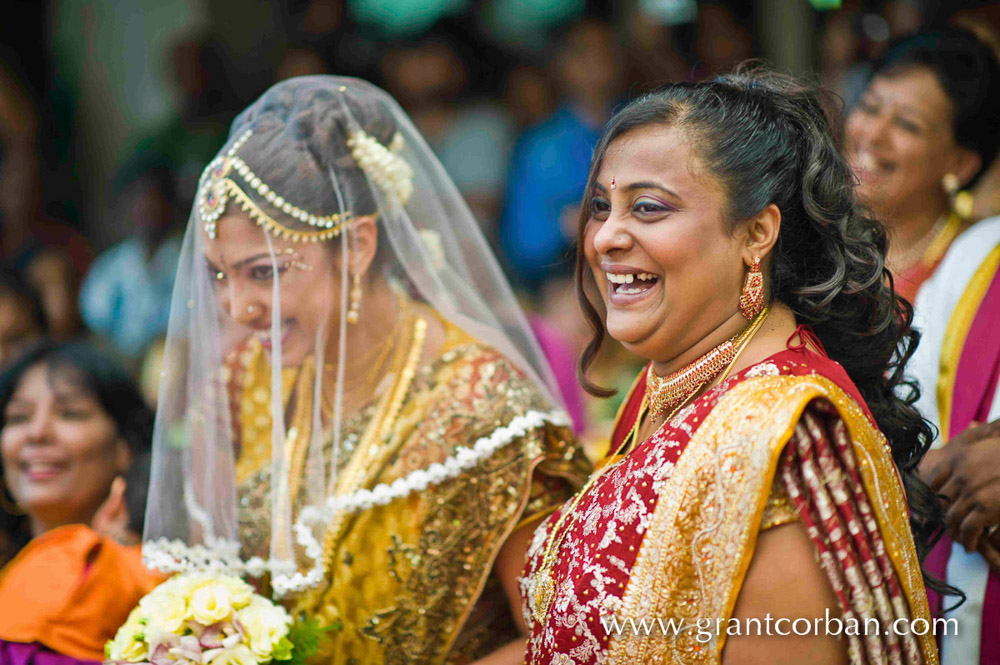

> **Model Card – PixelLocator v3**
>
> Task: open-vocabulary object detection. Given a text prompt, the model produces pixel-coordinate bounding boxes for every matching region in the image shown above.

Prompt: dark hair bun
[226,76,401,221]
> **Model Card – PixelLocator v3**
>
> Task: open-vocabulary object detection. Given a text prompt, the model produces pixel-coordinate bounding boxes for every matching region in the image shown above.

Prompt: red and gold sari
[521,344,938,664]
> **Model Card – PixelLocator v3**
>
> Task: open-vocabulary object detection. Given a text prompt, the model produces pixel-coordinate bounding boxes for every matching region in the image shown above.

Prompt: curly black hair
[575,68,953,597]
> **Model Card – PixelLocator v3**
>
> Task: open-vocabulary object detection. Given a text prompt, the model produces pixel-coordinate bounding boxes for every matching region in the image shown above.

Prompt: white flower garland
[347,129,414,205]
[144,409,569,597]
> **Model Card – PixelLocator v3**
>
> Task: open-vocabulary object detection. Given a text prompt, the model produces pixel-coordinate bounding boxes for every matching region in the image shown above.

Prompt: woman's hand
[923,420,1000,554]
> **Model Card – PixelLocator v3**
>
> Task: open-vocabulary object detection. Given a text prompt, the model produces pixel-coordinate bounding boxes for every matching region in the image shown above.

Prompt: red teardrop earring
[739,255,764,320]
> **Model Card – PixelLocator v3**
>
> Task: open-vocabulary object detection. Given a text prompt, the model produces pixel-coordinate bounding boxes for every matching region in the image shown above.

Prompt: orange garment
[895,258,942,304]
[894,213,967,304]
[0,525,164,661]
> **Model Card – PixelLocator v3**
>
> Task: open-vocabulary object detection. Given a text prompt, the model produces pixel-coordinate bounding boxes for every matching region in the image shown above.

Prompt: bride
[142,76,589,664]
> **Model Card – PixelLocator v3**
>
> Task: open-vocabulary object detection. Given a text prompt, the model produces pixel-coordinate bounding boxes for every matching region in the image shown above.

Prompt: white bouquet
[105,573,323,665]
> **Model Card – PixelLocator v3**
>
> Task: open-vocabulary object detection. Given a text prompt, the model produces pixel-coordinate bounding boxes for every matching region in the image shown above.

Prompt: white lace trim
[144,409,569,597]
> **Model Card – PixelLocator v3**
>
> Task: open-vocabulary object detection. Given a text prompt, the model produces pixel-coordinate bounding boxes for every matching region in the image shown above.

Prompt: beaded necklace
[529,305,770,625]
[317,313,427,577]
[888,212,962,275]
[646,305,769,418]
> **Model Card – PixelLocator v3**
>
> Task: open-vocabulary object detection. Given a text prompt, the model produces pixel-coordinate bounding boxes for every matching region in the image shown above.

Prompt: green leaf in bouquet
[277,617,333,665]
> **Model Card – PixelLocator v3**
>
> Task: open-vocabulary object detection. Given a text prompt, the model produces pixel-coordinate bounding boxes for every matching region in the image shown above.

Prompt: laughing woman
[520,72,943,664]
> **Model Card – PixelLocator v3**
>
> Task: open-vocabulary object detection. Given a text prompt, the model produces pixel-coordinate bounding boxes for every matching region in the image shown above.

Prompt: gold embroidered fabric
[228,317,589,665]
[608,374,937,665]
[759,474,798,531]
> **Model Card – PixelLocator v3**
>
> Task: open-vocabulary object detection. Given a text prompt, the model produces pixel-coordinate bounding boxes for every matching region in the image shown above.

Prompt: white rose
[208,644,258,665]
[239,597,291,660]
[215,576,254,608]
[190,584,233,625]
[143,587,189,633]
[155,572,212,601]
[107,607,148,662]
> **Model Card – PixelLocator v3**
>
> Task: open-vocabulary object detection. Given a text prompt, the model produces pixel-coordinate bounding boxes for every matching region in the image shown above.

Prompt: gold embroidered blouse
[226,314,589,664]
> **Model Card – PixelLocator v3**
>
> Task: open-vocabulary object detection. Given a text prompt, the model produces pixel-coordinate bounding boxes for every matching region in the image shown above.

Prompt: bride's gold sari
[228,310,590,664]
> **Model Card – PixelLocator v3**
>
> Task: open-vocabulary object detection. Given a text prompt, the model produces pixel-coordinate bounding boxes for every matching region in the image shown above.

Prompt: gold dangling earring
[347,273,362,324]
[739,255,764,320]
[943,172,974,220]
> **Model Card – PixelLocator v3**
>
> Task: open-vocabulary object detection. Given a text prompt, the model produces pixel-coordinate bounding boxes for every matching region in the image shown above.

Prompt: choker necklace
[529,304,770,625]
[646,305,770,419]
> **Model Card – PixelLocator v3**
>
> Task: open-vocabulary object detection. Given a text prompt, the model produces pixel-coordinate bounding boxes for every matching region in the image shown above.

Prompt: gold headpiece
[198,129,352,243]
[199,126,414,243]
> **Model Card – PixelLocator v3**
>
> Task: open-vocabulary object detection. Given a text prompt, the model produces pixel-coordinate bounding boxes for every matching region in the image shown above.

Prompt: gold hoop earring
[347,273,362,324]
[739,255,765,320]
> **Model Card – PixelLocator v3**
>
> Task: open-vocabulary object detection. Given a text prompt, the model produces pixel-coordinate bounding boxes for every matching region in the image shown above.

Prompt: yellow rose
[209,644,259,665]
[108,608,148,662]
[216,576,255,608]
[239,597,291,660]
[190,584,233,625]
[142,588,189,633]
[170,572,214,597]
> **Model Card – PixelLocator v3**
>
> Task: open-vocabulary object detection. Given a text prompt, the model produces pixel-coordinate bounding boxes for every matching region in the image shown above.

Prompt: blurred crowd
[2,0,1000,451]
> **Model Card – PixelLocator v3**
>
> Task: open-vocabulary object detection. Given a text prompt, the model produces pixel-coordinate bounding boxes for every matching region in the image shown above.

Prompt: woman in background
[0,342,160,664]
[846,28,1000,665]
[844,27,1000,302]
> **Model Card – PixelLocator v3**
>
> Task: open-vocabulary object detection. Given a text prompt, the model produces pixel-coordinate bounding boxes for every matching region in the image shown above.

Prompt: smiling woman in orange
[0,342,160,664]
[519,71,945,665]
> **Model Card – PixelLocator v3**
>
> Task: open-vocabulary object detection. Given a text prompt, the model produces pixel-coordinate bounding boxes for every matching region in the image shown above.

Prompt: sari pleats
[782,403,923,665]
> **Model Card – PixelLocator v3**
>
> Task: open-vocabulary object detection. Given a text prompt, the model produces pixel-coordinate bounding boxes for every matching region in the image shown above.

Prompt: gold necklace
[530,306,771,625]
[529,384,697,625]
[646,306,769,418]
[318,314,427,577]
[714,305,770,385]
[889,212,961,274]
[320,298,409,417]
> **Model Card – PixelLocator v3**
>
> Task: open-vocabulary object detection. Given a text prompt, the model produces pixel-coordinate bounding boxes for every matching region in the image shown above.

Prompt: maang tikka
[739,255,765,320]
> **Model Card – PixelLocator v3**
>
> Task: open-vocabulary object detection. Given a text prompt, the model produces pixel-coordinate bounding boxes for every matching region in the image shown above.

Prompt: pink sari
[922,238,1000,664]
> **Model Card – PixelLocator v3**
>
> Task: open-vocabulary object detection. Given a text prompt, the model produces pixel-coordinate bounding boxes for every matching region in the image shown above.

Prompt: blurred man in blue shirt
[501,19,624,294]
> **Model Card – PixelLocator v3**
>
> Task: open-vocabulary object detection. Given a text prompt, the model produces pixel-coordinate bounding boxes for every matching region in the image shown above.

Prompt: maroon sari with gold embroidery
[521,346,938,664]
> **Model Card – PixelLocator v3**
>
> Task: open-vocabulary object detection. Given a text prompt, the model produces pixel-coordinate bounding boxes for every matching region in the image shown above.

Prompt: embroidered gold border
[608,374,936,665]
[936,243,1000,441]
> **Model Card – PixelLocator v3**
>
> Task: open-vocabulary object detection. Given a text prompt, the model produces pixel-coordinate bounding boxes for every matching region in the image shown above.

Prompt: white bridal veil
[143,76,567,596]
